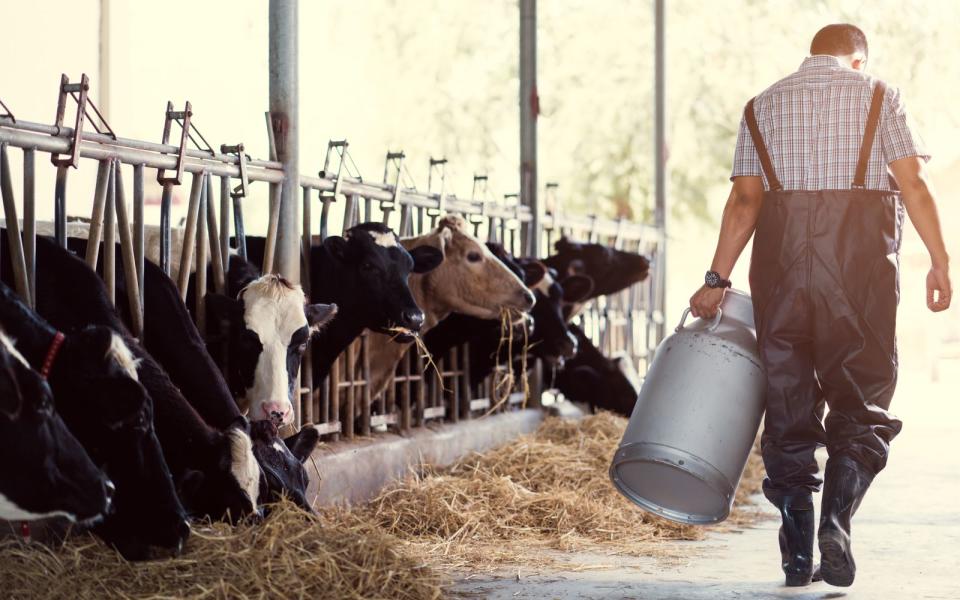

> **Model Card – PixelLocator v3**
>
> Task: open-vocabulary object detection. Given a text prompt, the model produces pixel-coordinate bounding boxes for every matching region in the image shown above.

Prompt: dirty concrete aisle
[454,366,960,599]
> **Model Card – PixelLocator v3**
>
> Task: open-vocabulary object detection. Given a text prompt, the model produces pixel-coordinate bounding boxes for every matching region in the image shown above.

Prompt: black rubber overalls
[745,81,904,498]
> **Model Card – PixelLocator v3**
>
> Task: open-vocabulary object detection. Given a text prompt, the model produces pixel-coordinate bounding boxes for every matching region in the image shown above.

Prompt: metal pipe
[2,118,282,170]
[114,163,143,339]
[177,173,204,301]
[205,174,226,294]
[654,0,667,343]
[196,174,209,336]
[519,0,539,257]
[84,159,112,270]
[159,183,172,276]
[23,148,35,307]
[262,182,281,274]
[269,0,301,284]
[0,145,31,306]
[219,175,230,277]
[54,165,68,247]
[104,160,116,305]
[233,194,247,262]
[0,127,284,183]
[133,164,144,306]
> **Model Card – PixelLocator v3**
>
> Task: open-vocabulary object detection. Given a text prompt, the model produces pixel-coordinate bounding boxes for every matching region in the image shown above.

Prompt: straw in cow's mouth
[485,307,531,416]
[386,327,446,392]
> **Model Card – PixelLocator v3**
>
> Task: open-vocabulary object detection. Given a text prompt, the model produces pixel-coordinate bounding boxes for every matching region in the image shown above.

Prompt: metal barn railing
[0,75,665,444]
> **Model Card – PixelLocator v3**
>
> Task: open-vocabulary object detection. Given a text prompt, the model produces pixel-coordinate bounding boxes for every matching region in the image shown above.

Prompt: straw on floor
[338,412,766,570]
[0,500,444,600]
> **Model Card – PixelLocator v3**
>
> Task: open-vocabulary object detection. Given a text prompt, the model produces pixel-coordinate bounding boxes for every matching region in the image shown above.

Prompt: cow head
[249,420,320,512]
[520,261,595,366]
[51,327,190,560]
[544,237,651,301]
[321,223,443,342]
[0,330,113,525]
[406,215,535,321]
[207,275,338,426]
[177,416,263,523]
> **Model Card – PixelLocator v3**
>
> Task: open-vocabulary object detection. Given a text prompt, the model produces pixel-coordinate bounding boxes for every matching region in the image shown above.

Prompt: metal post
[99,0,111,121]
[133,164,145,305]
[269,0,300,284]
[23,148,35,306]
[654,0,667,343]
[519,0,539,257]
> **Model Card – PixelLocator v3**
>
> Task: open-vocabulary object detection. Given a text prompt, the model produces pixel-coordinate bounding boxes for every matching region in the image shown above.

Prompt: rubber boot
[770,492,816,586]
[818,458,873,587]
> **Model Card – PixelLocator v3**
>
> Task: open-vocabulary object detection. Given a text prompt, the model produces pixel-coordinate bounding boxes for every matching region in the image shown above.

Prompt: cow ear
[561,275,595,303]
[555,236,575,253]
[522,261,548,287]
[408,245,443,274]
[323,236,349,262]
[284,425,321,463]
[206,293,242,322]
[306,303,338,332]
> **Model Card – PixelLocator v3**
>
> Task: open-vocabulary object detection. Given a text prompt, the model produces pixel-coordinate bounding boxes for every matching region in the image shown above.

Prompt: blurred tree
[334,0,960,225]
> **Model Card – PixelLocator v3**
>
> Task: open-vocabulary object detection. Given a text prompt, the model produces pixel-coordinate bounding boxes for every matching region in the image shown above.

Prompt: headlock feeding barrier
[0,74,666,442]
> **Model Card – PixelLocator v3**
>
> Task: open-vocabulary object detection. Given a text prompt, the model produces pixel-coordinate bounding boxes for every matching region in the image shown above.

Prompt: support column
[269,0,300,283]
[519,0,539,257]
[654,0,668,343]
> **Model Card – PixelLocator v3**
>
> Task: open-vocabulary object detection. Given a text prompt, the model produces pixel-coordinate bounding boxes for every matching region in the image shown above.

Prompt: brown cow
[365,215,535,398]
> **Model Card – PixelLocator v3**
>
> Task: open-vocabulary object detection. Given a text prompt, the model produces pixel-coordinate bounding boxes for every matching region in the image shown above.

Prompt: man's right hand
[927,265,952,312]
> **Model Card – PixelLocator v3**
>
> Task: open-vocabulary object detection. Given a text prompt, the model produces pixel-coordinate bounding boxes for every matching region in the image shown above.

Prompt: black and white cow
[249,420,320,512]
[90,247,323,508]
[0,326,113,525]
[203,272,338,426]
[7,233,262,528]
[0,276,187,560]
[238,223,444,383]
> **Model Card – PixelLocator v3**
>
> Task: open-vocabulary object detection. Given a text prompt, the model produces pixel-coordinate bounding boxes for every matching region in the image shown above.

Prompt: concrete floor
[453,366,960,599]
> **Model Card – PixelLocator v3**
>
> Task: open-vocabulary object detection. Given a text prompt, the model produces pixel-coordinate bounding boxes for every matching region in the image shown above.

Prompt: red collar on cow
[41,331,66,380]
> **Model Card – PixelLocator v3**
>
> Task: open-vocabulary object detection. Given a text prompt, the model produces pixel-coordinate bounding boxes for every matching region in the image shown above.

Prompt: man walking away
[689,24,952,588]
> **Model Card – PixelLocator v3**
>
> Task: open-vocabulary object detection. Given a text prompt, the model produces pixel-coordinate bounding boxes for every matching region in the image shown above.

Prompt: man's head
[810,24,868,71]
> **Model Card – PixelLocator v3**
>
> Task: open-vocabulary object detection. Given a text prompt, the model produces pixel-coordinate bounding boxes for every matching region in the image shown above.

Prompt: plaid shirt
[731,55,929,191]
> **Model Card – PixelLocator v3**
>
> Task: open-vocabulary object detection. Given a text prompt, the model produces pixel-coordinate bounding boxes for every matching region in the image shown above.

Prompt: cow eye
[360,261,376,271]
[467,251,482,263]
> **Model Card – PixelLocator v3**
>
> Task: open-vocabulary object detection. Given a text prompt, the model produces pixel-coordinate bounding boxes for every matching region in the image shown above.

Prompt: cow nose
[174,520,190,555]
[262,402,290,426]
[518,289,536,310]
[400,309,424,331]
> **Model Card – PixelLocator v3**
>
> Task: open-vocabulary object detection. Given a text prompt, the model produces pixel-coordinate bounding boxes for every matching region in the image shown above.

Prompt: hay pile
[0,500,444,600]
[342,412,766,569]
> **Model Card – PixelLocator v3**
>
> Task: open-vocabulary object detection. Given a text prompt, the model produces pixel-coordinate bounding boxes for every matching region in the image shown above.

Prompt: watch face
[705,271,720,287]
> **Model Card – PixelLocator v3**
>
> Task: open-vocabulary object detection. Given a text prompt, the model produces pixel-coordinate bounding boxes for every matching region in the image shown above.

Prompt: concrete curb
[305,409,545,507]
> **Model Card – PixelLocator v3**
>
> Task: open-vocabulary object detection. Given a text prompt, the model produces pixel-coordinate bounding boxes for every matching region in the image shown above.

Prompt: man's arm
[689,175,764,318]
[889,156,952,312]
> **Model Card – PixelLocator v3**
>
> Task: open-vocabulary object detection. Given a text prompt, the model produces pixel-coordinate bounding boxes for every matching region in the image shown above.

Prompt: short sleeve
[880,85,930,164]
[730,114,763,181]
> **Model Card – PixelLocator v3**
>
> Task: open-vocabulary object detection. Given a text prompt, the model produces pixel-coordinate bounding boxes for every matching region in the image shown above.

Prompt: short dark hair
[810,24,868,59]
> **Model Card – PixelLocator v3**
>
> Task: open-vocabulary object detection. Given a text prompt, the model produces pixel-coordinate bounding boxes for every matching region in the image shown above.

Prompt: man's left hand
[690,285,726,318]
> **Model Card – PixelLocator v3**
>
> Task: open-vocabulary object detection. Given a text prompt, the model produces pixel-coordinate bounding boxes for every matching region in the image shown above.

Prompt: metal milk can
[609,289,765,524]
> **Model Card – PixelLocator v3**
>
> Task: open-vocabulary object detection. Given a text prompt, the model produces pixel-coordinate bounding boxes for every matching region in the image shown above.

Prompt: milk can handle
[675,308,723,333]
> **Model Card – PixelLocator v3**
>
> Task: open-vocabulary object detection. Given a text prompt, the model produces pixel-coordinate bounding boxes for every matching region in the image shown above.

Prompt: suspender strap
[744,98,783,191]
[853,80,887,189]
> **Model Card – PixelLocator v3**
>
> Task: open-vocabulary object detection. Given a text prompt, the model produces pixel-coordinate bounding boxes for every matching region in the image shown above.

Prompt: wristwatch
[705,270,732,289]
